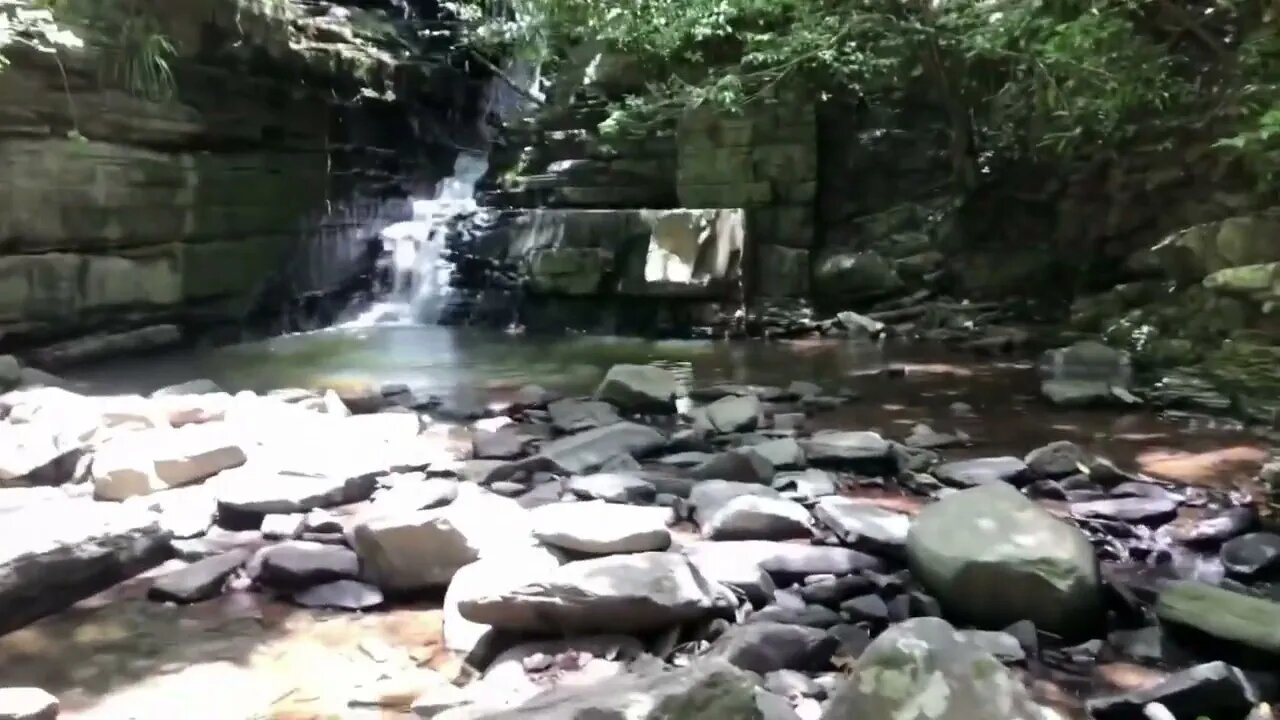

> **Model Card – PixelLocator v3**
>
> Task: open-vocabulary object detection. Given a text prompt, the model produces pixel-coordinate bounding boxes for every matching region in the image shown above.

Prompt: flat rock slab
[812,497,911,557]
[800,431,892,473]
[1156,581,1280,657]
[0,499,170,634]
[458,552,732,634]
[538,422,666,475]
[1071,497,1179,525]
[148,550,249,604]
[932,456,1031,488]
[530,501,672,554]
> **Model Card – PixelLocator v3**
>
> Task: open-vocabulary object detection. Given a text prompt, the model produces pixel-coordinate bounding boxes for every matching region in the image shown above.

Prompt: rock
[350,488,534,591]
[747,438,806,471]
[684,541,883,594]
[1162,576,1280,655]
[1156,581,1280,657]
[564,473,656,504]
[546,399,621,433]
[214,465,379,516]
[1025,441,1089,478]
[840,594,889,624]
[151,378,222,397]
[0,423,86,488]
[444,548,566,664]
[1072,497,1178,525]
[702,495,813,541]
[372,478,460,513]
[819,617,1058,720]
[903,424,965,450]
[691,451,775,485]
[91,424,247,501]
[932,456,1031,488]
[798,575,874,608]
[811,497,910,558]
[538,422,666,474]
[835,311,886,336]
[248,540,359,588]
[0,687,58,720]
[293,579,384,610]
[594,364,678,413]
[748,604,843,628]
[814,250,903,303]
[260,513,306,539]
[708,622,837,674]
[0,355,20,391]
[451,659,794,720]
[772,469,836,502]
[702,395,762,433]
[530,501,672,554]
[907,483,1103,637]
[689,480,783,525]
[457,552,732,634]
[1042,380,1139,407]
[147,550,249,604]
[800,431,892,473]
[0,499,169,634]
[957,630,1027,664]
[1220,532,1280,580]
[1087,661,1258,720]
[473,429,527,460]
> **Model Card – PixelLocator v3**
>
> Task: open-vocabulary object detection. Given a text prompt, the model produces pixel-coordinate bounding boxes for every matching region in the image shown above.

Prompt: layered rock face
[0,0,484,357]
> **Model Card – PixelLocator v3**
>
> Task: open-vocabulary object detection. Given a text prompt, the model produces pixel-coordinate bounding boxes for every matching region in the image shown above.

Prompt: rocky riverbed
[1,349,1279,720]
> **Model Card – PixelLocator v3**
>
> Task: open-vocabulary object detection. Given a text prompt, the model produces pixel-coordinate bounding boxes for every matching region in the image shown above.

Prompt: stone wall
[0,0,481,356]
[676,91,818,300]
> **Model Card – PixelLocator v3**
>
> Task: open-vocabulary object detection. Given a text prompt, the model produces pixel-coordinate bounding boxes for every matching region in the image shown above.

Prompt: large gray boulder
[349,486,535,591]
[439,659,797,720]
[457,552,733,634]
[820,617,1062,720]
[594,364,679,413]
[530,501,672,554]
[443,546,566,664]
[538,422,667,474]
[800,431,893,473]
[906,483,1103,637]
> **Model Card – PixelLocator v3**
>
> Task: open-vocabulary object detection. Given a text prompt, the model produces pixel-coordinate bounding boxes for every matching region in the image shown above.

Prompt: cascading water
[346,151,489,326]
[344,50,542,328]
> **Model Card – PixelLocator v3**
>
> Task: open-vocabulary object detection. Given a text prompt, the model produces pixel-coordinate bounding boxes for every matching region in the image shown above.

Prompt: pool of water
[62,325,1271,491]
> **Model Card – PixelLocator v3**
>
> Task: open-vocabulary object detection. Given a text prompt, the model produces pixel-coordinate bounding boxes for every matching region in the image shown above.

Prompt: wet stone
[564,472,656,504]
[292,579,384,610]
[247,541,360,589]
[932,456,1031,488]
[1071,497,1179,525]
[147,550,250,604]
[1220,532,1280,580]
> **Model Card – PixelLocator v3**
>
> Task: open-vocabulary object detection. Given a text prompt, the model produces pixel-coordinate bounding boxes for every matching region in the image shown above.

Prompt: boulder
[248,540,359,588]
[444,546,566,663]
[701,495,813,541]
[812,497,911,557]
[92,424,247,501]
[813,250,903,302]
[701,395,762,434]
[1024,441,1089,479]
[593,364,679,413]
[538,422,666,474]
[800,431,892,473]
[819,617,1059,720]
[907,483,1103,637]
[147,550,249,604]
[683,541,882,599]
[547,399,620,433]
[747,438,806,471]
[459,636,647,712]
[932,456,1031,488]
[448,659,796,720]
[1219,532,1280,580]
[213,464,380,516]
[1039,340,1136,407]
[689,480,783,525]
[530,501,672,554]
[457,552,733,634]
[691,451,775,485]
[772,469,837,502]
[1071,497,1178,525]
[350,488,535,591]
[1155,581,1280,657]
[292,580,384,610]
[564,473,657,504]
[0,422,86,488]
[0,355,20,391]
[708,622,837,674]
[0,499,169,634]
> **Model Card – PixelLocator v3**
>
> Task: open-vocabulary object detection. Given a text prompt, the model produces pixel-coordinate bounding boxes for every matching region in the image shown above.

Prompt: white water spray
[346,151,489,326]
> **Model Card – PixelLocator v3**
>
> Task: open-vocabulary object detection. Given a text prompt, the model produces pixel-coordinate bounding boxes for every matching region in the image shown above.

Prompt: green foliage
[451,0,1279,188]
[0,0,177,102]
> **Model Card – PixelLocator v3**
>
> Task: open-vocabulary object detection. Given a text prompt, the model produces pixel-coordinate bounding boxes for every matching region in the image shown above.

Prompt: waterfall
[345,151,489,326]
